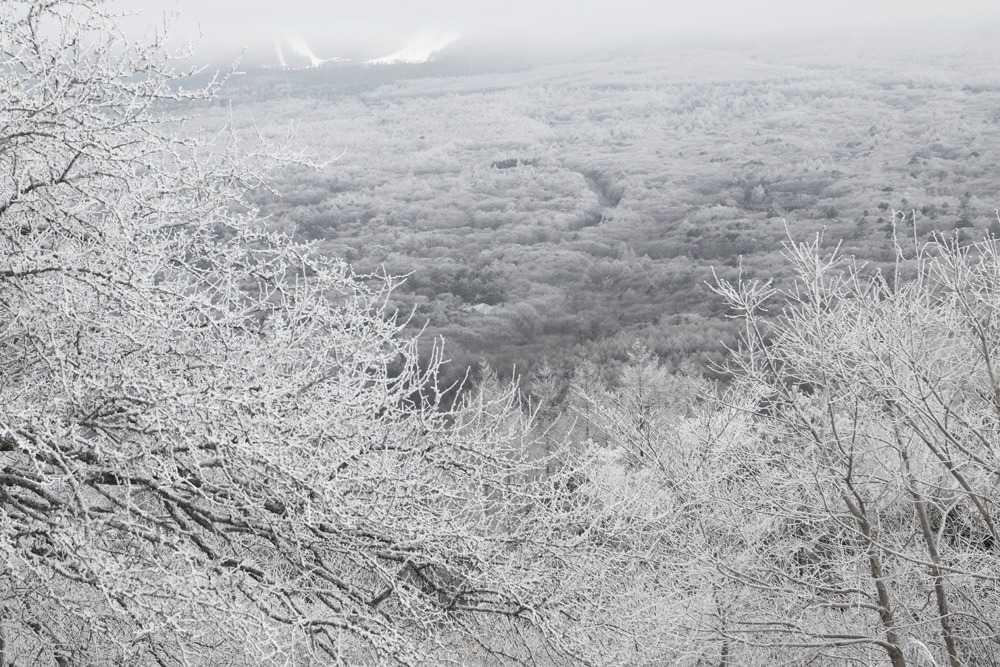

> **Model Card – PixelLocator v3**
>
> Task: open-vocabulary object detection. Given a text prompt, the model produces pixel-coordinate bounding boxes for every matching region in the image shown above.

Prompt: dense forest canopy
[194,34,1000,387]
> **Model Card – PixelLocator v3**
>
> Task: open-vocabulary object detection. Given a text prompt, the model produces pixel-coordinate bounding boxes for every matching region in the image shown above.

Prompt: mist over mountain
[121,0,1000,71]
[217,31,462,70]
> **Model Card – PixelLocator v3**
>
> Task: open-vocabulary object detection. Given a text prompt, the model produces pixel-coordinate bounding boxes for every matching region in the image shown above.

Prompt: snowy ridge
[259,32,460,70]
[271,35,347,69]
[367,32,460,65]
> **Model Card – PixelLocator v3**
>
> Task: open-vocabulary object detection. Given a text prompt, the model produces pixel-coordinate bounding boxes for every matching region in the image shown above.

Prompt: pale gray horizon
[118,0,1000,63]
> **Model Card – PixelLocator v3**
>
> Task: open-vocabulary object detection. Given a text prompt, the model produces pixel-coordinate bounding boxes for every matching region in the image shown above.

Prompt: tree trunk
[842,490,908,667]
[903,449,962,667]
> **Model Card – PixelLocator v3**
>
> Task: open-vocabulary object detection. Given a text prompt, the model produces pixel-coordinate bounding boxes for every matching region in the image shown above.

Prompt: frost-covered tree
[700,232,1000,666]
[566,232,1000,666]
[0,3,618,665]
[571,342,702,474]
[563,346,720,664]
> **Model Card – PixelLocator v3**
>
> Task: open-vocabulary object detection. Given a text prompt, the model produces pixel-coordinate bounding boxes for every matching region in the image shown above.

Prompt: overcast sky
[121,0,1000,62]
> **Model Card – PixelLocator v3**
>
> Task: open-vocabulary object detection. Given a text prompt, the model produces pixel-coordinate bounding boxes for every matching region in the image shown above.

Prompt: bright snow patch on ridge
[367,32,460,64]
[286,35,326,68]
[272,35,343,69]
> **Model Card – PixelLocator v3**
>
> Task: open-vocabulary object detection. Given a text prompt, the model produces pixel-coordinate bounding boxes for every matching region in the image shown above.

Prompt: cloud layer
[120,0,1000,63]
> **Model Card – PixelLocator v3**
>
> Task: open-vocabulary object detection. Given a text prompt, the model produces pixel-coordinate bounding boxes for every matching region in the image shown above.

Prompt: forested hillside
[5,2,1000,666]
[201,35,1000,386]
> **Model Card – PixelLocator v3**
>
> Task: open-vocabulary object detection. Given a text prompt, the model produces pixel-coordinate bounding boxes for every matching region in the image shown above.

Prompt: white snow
[367,32,460,65]
[270,35,345,69]
[274,40,288,68]
[262,31,457,70]
[286,35,325,68]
